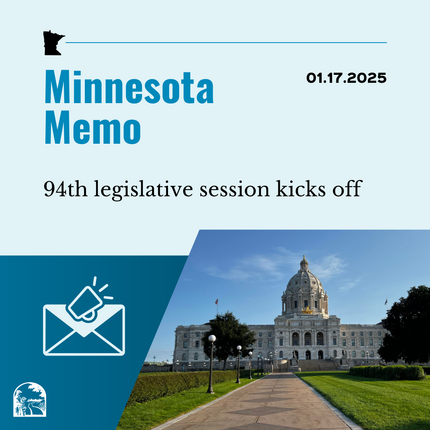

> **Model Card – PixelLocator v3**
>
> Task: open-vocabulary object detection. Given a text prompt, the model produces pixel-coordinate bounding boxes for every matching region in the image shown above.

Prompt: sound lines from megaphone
[93,276,113,300]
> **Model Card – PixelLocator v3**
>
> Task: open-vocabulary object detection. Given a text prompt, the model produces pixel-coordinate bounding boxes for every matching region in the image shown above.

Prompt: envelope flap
[44,305,123,338]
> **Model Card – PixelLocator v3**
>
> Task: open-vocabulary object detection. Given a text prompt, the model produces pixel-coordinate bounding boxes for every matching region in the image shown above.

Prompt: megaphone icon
[67,286,104,323]
[66,277,113,323]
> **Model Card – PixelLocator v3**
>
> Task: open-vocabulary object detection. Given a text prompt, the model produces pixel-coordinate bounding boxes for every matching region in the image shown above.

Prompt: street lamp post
[188,362,191,371]
[257,353,261,376]
[207,334,216,394]
[175,360,179,372]
[366,351,369,364]
[236,345,242,383]
[249,351,253,379]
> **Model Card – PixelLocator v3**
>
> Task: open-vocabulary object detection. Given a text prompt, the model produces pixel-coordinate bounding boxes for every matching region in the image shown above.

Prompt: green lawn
[117,375,264,430]
[297,371,430,430]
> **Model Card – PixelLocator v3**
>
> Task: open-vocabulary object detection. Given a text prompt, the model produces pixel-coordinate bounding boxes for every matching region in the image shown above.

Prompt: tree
[379,286,430,363]
[202,311,257,370]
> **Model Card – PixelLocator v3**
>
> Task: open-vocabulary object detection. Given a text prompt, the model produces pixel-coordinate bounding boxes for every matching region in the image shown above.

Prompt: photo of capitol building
[174,255,387,370]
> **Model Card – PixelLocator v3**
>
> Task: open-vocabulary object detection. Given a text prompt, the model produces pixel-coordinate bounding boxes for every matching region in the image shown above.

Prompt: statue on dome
[302,306,313,314]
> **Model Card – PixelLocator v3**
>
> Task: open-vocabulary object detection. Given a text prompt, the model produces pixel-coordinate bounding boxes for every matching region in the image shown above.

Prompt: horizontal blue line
[66,41,387,44]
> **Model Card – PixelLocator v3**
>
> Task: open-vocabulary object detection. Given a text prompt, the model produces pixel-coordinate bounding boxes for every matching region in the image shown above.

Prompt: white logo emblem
[13,382,46,417]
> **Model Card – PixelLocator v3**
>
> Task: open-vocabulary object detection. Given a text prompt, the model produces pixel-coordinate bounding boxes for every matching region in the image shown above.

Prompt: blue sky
[146,230,430,362]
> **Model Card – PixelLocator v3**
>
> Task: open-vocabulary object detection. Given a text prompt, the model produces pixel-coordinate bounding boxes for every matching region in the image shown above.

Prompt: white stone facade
[174,256,386,368]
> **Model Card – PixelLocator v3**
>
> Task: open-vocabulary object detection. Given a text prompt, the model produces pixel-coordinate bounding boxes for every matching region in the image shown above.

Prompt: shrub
[127,370,257,406]
[382,365,405,380]
[370,366,384,379]
[349,365,424,381]
[402,366,425,380]
[349,366,367,377]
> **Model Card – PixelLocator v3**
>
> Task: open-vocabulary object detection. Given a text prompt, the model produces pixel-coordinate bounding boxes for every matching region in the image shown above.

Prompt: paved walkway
[157,373,359,430]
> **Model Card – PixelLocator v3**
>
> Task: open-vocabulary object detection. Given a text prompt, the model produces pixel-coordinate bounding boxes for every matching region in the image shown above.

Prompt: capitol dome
[281,256,329,317]
[286,255,325,295]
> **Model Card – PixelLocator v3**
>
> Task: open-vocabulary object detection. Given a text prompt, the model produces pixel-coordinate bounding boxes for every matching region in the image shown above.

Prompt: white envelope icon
[43,304,125,356]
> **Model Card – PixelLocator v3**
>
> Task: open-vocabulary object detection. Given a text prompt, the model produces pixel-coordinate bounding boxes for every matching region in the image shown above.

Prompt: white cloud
[338,278,362,293]
[311,255,347,279]
[204,249,347,284]
[205,250,299,282]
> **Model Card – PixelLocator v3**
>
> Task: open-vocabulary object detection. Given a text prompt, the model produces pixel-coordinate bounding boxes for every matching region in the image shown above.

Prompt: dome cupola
[300,255,309,271]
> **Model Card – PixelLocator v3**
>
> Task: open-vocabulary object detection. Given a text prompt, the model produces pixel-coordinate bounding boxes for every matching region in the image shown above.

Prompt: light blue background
[1,1,429,255]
